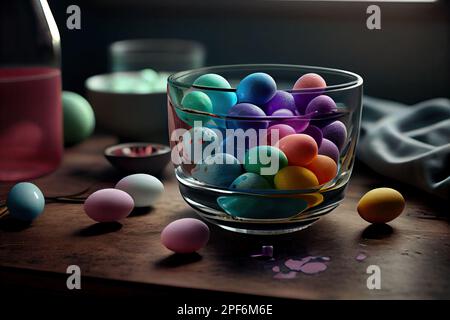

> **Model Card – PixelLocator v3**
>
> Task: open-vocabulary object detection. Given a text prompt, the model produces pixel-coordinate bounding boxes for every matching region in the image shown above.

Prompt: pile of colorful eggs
[174,72,347,191]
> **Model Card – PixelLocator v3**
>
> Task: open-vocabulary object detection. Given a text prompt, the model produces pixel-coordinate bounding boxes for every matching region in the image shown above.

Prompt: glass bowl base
[181,192,340,235]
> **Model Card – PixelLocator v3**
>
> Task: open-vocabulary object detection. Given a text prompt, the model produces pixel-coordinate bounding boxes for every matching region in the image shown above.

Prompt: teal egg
[217,195,308,219]
[62,91,95,146]
[193,73,237,115]
[229,172,271,190]
[244,145,288,180]
[178,91,213,126]
[191,153,242,187]
[6,182,45,221]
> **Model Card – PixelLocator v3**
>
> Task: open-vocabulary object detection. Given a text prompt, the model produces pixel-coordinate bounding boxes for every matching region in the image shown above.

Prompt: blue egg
[236,72,277,105]
[6,182,45,221]
[191,153,242,187]
[229,173,271,190]
[217,195,308,219]
[193,74,237,115]
[182,127,219,163]
[219,130,260,163]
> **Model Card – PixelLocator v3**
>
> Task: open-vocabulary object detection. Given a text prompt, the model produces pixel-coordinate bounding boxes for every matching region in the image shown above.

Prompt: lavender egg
[226,103,268,130]
[322,120,347,151]
[305,95,337,116]
[263,90,296,115]
[271,108,294,117]
[84,189,134,222]
[270,108,309,132]
[318,138,340,163]
[161,218,210,254]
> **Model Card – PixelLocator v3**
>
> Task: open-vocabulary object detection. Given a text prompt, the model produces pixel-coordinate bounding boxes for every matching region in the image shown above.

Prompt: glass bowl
[167,64,363,235]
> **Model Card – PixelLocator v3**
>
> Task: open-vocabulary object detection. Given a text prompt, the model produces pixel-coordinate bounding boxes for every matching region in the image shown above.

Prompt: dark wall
[50,0,449,104]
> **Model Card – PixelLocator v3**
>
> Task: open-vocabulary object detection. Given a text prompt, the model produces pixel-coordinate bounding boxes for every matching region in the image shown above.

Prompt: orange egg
[305,155,337,184]
[277,134,318,166]
[274,166,319,190]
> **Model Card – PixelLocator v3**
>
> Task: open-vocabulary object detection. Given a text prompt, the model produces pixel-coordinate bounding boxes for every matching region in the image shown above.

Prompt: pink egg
[84,189,134,222]
[161,218,210,254]
[264,124,296,145]
[293,73,327,90]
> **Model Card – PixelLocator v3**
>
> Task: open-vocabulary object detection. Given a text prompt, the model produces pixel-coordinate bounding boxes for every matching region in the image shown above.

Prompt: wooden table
[0,136,449,300]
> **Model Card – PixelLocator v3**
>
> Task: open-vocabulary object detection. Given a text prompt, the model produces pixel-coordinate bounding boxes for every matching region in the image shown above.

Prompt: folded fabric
[358,96,450,200]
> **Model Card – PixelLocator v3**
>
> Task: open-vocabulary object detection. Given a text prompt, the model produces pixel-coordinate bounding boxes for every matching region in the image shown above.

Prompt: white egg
[115,174,164,207]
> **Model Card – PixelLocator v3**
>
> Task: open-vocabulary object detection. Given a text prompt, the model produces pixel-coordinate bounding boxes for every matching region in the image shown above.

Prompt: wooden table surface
[0,136,449,300]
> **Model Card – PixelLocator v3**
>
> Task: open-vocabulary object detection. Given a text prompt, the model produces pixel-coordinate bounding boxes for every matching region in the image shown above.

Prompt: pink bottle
[0,1,62,181]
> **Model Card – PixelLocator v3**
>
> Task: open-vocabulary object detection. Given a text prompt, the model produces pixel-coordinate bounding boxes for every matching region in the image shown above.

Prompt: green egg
[177,91,213,126]
[62,91,95,146]
[244,145,288,180]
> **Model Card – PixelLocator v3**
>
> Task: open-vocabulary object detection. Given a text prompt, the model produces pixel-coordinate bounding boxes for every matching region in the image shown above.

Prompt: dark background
[50,0,449,104]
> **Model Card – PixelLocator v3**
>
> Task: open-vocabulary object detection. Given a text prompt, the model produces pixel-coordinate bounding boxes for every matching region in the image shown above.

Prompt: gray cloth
[358,96,450,200]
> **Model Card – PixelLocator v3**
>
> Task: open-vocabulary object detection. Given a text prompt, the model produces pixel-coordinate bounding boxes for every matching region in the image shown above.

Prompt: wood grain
[0,136,449,299]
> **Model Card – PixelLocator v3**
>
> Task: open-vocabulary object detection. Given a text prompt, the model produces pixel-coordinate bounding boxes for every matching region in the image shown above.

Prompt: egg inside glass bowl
[167,64,363,235]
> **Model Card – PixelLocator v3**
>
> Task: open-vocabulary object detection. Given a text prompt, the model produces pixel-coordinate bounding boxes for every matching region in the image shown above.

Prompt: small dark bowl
[104,142,171,176]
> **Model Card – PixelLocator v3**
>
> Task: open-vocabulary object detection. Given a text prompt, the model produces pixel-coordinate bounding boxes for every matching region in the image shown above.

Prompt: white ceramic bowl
[85,72,168,143]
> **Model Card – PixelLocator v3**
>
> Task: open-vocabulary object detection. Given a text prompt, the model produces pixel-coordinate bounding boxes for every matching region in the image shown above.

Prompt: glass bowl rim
[168,63,363,93]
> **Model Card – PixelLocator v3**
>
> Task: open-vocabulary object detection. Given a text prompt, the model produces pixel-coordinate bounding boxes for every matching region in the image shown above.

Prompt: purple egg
[322,120,347,151]
[272,108,294,117]
[263,90,296,115]
[301,125,323,148]
[226,103,268,130]
[293,91,321,114]
[305,95,337,115]
[318,138,340,163]
[269,109,309,133]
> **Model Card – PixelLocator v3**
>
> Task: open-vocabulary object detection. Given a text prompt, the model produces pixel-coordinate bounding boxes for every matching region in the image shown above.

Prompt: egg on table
[161,218,210,254]
[84,188,134,222]
[62,91,95,146]
[115,174,164,207]
[357,188,405,224]
[6,182,45,221]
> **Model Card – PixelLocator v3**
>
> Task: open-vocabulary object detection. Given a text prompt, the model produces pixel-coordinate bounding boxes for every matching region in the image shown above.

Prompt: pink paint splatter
[273,271,297,279]
[299,262,327,274]
[356,253,367,262]
[285,258,306,271]
[284,256,319,271]
[272,266,280,273]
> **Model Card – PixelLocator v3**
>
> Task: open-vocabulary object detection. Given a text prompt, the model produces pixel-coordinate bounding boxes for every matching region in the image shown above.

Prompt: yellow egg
[357,188,405,223]
[274,166,319,190]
